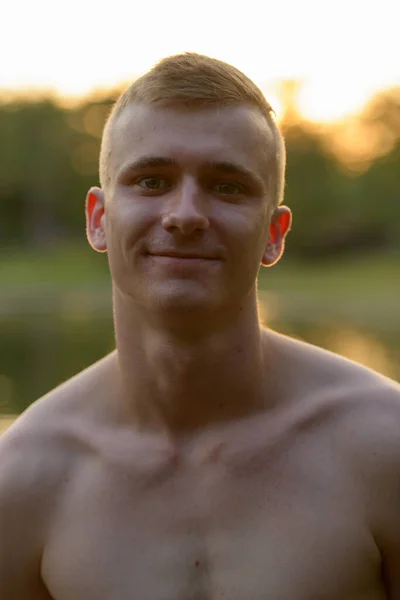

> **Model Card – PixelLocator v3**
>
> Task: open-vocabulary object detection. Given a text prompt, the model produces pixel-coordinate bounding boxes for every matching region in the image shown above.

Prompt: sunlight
[1,0,399,123]
[297,80,373,123]
[0,416,15,434]
[327,328,398,380]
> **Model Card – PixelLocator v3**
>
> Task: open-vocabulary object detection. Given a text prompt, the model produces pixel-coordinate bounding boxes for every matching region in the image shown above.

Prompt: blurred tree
[361,87,400,155]
[282,123,346,256]
[358,88,400,246]
[0,96,113,247]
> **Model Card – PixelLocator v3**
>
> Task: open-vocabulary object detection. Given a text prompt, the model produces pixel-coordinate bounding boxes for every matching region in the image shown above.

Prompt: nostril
[161,211,210,235]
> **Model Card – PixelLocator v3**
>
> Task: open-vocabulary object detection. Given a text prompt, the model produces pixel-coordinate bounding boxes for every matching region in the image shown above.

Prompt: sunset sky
[2,0,399,122]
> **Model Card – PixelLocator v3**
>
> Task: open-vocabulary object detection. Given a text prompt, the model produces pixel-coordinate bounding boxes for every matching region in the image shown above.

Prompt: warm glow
[298,80,374,123]
[1,0,399,123]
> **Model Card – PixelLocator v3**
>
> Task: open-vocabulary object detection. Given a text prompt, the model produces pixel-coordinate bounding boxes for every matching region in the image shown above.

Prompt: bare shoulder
[265,327,400,466]
[266,328,398,389]
[333,373,400,485]
[0,351,118,496]
[265,331,400,598]
[0,354,117,598]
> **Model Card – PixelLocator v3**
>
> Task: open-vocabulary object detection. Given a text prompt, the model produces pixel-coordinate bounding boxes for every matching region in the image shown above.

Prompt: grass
[257,251,400,331]
[259,251,400,298]
[0,242,109,288]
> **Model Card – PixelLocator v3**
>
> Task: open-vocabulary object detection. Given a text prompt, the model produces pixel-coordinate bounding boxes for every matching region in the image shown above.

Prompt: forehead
[110,104,274,178]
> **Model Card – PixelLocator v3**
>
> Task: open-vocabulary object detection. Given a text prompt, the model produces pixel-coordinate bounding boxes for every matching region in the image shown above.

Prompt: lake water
[1,292,398,423]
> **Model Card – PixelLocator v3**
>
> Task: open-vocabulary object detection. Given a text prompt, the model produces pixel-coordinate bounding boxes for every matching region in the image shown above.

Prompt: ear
[261,206,292,267]
[85,187,107,253]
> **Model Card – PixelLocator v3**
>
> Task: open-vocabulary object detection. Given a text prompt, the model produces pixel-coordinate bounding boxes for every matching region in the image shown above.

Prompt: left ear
[261,206,292,267]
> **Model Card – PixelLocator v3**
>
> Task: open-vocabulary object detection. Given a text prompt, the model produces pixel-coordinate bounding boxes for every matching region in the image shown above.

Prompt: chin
[145,282,221,315]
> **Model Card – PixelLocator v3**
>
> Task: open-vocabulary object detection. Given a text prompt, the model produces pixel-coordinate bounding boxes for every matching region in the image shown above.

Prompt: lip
[148,252,220,260]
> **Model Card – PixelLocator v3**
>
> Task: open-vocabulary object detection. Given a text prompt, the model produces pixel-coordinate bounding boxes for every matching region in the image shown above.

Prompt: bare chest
[42,437,382,600]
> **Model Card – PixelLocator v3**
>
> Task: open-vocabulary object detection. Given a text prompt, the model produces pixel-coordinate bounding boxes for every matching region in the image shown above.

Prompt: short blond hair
[100,53,285,209]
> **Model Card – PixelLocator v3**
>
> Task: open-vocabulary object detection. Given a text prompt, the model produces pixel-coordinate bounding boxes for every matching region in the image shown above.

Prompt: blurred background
[1,0,399,432]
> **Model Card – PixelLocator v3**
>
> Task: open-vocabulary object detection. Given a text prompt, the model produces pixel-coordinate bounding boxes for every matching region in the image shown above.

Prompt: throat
[131,362,264,438]
[116,312,268,435]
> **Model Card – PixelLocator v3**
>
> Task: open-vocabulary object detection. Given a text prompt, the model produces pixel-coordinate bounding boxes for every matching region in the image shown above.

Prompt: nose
[161,179,210,235]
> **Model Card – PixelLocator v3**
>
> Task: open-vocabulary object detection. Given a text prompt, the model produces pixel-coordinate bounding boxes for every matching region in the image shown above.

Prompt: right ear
[85,187,107,253]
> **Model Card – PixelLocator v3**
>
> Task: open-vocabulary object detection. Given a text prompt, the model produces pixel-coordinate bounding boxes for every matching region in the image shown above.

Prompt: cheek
[221,206,268,258]
[105,197,156,243]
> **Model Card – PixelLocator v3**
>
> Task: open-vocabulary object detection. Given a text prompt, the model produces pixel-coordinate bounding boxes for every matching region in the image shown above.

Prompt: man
[1,53,399,600]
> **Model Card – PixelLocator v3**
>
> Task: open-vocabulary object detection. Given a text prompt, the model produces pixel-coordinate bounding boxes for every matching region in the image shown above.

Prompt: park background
[1,0,399,431]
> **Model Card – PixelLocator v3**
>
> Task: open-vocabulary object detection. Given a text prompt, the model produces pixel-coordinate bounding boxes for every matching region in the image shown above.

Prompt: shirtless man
[1,53,400,600]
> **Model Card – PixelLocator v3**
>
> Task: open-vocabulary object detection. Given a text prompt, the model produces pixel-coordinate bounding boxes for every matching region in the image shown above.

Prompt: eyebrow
[117,156,178,180]
[203,161,265,189]
[117,156,265,189]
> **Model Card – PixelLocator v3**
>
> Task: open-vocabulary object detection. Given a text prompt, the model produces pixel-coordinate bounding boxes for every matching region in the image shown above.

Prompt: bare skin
[1,103,400,600]
[1,333,400,600]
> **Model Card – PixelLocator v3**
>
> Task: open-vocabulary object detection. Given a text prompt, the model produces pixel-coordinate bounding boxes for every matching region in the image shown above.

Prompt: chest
[42,442,381,600]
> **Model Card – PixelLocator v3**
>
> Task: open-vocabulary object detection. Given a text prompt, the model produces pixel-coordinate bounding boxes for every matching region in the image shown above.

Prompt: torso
[42,388,384,599]
[9,333,400,600]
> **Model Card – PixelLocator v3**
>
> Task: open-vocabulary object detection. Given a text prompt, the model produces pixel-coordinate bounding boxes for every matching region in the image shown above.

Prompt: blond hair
[100,53,285,209]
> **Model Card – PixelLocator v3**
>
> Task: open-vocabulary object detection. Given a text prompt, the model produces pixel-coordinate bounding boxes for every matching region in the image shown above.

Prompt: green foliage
[0,96,113,246]
[282,124,347,255]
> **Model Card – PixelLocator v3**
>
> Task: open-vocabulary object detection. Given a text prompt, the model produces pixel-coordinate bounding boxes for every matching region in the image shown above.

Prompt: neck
[113,288,269,438]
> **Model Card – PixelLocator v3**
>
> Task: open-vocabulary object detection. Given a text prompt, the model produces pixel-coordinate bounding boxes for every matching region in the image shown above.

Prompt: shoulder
[0,356,116,597]
[289,328,400,449]
[337,379,400,481]
[333,382,400,570]
[0,351,118,504]
[265,328,398,393]
[304,365,400,540]
[265,327,400,467]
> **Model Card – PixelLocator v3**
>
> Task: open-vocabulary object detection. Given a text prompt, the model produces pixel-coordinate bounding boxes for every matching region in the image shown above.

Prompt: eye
[214,182,243,195]
[136,177,170,190]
